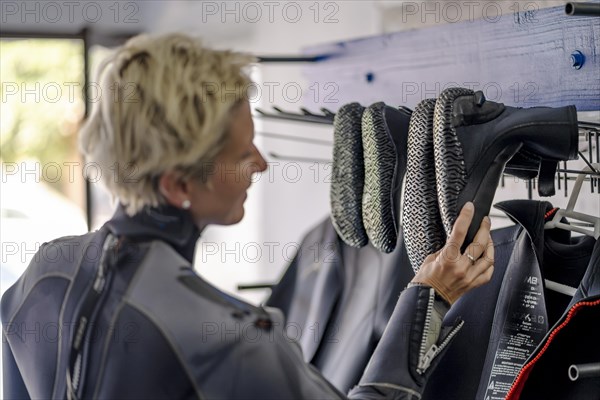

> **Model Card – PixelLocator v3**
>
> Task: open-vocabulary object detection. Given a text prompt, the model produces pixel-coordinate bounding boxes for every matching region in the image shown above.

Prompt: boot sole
[402,98,446,272]
[331,103,368,248]
[434,87,473,242]
[362,103,399,253]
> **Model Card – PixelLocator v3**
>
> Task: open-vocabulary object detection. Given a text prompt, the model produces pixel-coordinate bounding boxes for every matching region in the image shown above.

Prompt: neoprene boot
[402,98,447,271]
[330,102,368,248]
[362,102,412,253]
[434,87,579,250]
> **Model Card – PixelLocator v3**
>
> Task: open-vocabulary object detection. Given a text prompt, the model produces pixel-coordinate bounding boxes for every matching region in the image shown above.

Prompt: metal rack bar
[565,2,600,17]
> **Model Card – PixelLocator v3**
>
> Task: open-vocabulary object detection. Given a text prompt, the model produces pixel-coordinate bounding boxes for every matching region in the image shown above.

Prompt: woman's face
[188,101,267,229]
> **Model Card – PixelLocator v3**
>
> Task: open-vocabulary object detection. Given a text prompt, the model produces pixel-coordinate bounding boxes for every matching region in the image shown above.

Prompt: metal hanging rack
[255,106,599,164]
[254,106,600,198]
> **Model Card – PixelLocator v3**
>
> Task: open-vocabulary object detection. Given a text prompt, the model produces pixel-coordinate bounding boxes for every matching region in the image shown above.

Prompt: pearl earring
[182,200,191,210]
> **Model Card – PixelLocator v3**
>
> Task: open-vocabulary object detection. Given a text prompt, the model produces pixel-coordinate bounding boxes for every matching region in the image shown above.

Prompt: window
[1,37,88,393]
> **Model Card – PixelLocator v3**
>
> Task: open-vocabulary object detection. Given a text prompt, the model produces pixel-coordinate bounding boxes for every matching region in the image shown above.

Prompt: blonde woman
[1,34,494,399]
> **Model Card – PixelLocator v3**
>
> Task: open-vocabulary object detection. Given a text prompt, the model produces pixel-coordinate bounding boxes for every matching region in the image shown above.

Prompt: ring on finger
[466,253,476,265]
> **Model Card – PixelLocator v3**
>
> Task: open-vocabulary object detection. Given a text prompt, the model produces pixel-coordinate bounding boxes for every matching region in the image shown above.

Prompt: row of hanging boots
[330,87,579,271]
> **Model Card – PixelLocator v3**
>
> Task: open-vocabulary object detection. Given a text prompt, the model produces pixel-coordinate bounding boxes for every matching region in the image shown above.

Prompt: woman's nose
[255,148,268,173]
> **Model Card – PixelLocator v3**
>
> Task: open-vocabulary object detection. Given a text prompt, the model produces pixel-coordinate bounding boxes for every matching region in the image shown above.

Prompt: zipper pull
[417,344,438,374]
[93,273,105,292]
[416,319,465,375]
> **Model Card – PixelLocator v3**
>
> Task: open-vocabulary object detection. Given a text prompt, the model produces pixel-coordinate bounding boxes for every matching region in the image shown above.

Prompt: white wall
[148,1,383,303]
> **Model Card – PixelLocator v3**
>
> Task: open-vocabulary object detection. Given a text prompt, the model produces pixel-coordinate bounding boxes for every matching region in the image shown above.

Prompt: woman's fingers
[484,233,495,265]
[411,206,496,305]
[463,216,492,265]
[467,233,495,283]
[447,202,475,251]
[469,263,495,289]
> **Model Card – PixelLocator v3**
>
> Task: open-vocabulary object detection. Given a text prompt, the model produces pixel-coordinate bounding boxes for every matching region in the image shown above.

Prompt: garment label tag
[476,236,549,399]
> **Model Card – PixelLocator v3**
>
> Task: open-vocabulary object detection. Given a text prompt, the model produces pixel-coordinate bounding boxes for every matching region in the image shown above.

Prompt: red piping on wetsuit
[505,299,600,399]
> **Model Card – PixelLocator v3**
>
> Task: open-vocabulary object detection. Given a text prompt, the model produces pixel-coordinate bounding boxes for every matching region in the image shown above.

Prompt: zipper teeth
[506,299,600,399]
[418,288,436,361]
[436,319,465,353]
[74,235,116,397]
[94,235,115,292]
[73,354,82,390]
[418,318,465,374]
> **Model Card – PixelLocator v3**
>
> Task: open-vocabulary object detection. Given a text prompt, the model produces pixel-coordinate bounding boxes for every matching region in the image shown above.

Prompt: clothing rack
[255,107,335,125]
[255,106,600,178]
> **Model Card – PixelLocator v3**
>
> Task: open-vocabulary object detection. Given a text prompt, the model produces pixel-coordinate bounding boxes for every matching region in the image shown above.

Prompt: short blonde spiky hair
[79,33,255,215]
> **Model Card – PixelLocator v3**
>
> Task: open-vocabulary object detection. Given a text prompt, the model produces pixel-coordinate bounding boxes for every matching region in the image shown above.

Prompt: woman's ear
[158,170,190,209]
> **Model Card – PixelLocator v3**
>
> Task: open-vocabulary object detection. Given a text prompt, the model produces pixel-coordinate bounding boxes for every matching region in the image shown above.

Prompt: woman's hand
[411,202,495,305]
